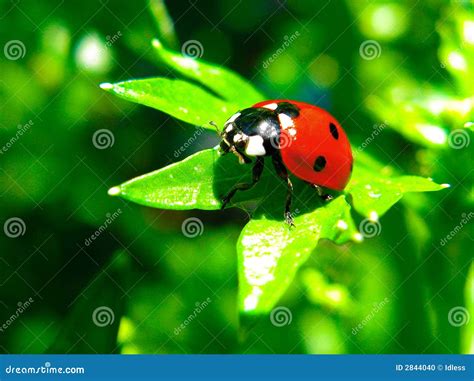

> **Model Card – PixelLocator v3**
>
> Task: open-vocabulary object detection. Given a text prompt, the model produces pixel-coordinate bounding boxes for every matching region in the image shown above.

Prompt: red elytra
[253,99,353,191]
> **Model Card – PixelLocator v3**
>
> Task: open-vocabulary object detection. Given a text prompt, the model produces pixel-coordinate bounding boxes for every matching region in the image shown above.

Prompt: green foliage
[151,39,265,107]
[103,41,447,315]
[3,0,470,356]
[237,195,357,313]
[346,165,447,217]
[360,3,474,148]
[100,79,237,129]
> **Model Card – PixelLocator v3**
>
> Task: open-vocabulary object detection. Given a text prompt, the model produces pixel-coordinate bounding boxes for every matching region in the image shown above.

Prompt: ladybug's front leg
[221,157,264,209]
[311,184,334,202]
[271,154,294,227]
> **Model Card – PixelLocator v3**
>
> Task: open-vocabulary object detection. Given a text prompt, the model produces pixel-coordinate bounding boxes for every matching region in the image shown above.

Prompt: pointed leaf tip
[108,186,121,196]
[100,82,114,90]
[151,38,162,48]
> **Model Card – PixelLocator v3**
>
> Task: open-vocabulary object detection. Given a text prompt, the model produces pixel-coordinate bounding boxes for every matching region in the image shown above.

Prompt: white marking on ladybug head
[262,102,278,110]
[225,124,234,133]
[245,135,266,156]
[225,112,241,125]
[233,133,246,143]
[278,113,294,130]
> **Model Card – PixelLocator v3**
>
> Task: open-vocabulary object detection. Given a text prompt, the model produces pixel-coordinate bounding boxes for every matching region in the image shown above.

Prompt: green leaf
[148,0,179,50]
[237,195,359,314]
[345,165,449,218]
[109,148,286,210]
[108,149,222,210]
[100,78,238,129]
[109,147,448,314]
[152,39,265,107]
[109,147,449,219]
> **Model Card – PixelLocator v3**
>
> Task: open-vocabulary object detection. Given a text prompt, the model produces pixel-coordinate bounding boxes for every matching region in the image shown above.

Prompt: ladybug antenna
[209,121,221,136]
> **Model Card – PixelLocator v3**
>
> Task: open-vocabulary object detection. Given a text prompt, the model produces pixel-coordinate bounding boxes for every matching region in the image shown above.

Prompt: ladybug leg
[272,155,294,227]
[311,184,333,202]
[230,146,252,164]
[221,157,264,209]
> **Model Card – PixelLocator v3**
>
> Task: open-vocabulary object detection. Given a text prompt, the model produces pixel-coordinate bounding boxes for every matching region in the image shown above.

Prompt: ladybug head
[218,119,252,164]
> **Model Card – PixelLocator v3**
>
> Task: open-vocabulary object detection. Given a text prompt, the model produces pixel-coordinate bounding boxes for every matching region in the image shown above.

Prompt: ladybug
[217,100,353,225]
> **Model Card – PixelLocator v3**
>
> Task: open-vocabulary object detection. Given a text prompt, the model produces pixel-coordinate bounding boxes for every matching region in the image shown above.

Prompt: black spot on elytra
[313,156,326,172]
[276,102,300,118]
[329,122,339,140]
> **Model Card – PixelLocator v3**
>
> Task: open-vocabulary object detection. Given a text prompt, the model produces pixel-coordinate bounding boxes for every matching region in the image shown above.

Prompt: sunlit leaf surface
[109,147,447,314]
[237,196,358,313]
[100,78,238,129]
[151,39,265,107]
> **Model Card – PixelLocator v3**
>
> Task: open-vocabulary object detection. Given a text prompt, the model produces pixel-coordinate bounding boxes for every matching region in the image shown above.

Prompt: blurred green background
[0,0,472,354]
